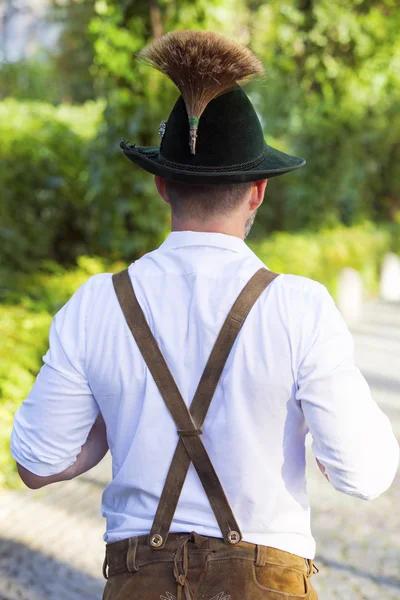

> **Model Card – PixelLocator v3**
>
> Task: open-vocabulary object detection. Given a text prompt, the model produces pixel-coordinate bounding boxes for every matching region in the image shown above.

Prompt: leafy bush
[384,221,400,257]
[250,223,391,297]
[0,59,59,104]
[250,0,400,232]
[0,99,104,271]
[0,98,170,271]
[0,306,52,487]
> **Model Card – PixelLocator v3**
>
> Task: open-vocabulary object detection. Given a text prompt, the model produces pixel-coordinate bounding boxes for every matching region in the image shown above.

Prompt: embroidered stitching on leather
[160,592,230,600]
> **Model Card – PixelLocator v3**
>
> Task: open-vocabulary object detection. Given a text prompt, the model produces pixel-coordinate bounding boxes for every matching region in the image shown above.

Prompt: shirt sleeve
[296,283,399,501]
[10,277,99,476]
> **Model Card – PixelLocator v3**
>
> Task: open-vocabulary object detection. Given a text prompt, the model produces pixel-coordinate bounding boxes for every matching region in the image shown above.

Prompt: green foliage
[0,96,170,269]
[0,306,51,487]
[2,1,399,264]
[384,220,400,256]
[249,0,400,231]
[249,222,390,297]
[50,0,98,103]
[0,99,103,271]
[0,59,60,104]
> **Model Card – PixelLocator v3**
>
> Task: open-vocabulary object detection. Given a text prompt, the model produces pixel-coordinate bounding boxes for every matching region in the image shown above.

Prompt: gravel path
[0,300,399,599]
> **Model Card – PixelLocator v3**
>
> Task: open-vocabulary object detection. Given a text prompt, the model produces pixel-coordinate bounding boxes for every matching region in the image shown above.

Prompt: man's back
[12,231,399,560]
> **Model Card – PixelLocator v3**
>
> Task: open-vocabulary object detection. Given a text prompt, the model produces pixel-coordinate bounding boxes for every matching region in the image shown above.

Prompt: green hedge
[0,99,104,271]
[250,223,392,298]
[0,98,170,272]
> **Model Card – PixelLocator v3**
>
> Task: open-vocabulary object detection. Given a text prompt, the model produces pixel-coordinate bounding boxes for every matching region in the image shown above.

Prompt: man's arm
[17,413,108,489]
[297,284,399,500]
[11,276,108,486]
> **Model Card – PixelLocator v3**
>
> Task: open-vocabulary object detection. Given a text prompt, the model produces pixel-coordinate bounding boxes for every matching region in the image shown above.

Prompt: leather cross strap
[112,267,278,550]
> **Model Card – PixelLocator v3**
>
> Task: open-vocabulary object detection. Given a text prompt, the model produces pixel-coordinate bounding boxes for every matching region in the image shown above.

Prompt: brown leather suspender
[112,267,278,550]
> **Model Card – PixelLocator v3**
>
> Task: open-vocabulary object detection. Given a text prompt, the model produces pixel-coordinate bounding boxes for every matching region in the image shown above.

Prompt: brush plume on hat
[137,30,264,154]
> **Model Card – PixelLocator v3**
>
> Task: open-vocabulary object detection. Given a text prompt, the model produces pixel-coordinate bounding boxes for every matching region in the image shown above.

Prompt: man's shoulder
[86,271,114,289]
[268,273,335,323]
[58,272,115,319]
[77,271,115,299]
[272,272,329,300]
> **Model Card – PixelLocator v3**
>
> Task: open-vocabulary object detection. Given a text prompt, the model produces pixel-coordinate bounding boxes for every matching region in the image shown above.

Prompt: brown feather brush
[137,30,264,154]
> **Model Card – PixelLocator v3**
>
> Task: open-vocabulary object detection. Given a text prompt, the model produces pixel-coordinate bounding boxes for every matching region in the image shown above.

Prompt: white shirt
[11,231,399,559]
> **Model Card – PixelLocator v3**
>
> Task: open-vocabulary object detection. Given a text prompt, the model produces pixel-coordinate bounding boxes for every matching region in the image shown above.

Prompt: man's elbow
[363,439,400,500]
[325,432,399,500]
[358,465,399,501]
[346,476,396,502]
[328,456,399,501]
[17,463,53,489]
[17,463,67,490]
[16,454,78,488]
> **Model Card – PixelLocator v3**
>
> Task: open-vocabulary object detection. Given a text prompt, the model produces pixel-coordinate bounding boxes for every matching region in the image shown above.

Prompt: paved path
[0,300,399,599]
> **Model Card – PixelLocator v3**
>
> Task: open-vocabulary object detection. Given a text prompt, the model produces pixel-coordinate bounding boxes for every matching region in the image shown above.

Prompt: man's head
[155,176,267,239]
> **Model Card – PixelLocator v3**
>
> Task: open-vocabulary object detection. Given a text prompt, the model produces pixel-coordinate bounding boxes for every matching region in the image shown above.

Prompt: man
[11,31,399,600]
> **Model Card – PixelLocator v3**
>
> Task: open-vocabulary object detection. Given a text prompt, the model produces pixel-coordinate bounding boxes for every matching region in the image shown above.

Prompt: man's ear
[249,179,268,211]
[155,176,170,204]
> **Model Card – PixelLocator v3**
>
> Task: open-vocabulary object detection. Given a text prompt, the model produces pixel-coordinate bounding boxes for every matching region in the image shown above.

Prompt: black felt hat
[121,31,305,184]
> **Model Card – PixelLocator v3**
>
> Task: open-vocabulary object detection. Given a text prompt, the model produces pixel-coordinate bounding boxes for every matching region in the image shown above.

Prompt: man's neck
[170,219,245,240]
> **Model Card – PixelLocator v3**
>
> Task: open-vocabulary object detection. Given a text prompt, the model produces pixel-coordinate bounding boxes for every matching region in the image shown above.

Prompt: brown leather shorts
[103,531,318,600]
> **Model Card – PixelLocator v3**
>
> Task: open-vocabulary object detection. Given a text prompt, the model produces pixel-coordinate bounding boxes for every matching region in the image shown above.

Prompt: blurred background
[0,1,399,599]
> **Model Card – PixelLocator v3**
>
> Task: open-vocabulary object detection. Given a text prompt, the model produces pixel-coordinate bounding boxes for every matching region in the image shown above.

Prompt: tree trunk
[149,0,163,39]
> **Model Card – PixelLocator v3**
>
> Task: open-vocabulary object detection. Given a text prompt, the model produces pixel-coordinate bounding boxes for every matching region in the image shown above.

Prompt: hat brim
[121,142,305,184]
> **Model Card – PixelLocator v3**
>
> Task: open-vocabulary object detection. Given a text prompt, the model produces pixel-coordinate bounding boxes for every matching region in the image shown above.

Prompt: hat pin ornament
[158,120,167,139]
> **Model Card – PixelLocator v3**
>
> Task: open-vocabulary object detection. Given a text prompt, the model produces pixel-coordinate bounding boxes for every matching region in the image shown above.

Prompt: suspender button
[150,534,163,547]
[227,531,241,544]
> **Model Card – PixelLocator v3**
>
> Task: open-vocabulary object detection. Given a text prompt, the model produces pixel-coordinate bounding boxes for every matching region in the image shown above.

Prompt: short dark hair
[164,179,252,220]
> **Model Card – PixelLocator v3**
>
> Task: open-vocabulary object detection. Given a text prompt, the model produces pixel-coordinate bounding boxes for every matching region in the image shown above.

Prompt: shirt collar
[158,230,254,255]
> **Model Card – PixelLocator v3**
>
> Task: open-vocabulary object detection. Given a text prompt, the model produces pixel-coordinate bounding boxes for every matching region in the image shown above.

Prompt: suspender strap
[112,267,278,549]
